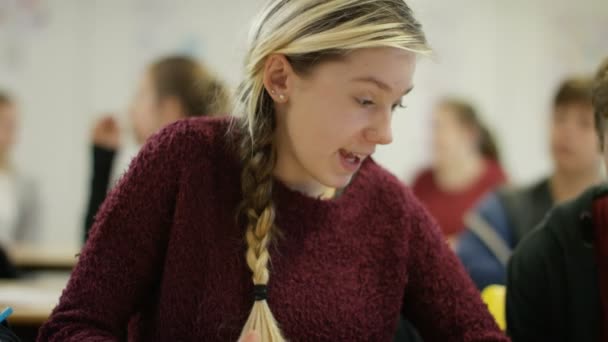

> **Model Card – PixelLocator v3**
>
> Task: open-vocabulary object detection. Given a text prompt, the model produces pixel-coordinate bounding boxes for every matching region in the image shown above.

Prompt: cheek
[0,128,6,145]
[588,136,602,157]
[287,108,337,159]
[574,128,599,151]
[133,86,157,114]
[550,125,565,144]
[131,109,158,141]
[0,135,14,148]
[140,100,157,120]
[135,101,158,124]
[290,91,358,149]
[435,126,459,148]
[320,109,367,153]
[131,110,146,133]
[0,122,15,139]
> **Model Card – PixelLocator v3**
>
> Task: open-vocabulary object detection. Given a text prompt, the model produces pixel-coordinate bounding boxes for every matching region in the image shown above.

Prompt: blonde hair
[234,1,430,340]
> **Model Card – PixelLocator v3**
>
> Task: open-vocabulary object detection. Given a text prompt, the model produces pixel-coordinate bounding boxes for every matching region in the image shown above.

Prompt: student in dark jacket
[457,77,604,290]
[83,56,231,240]
[506,57,608,342]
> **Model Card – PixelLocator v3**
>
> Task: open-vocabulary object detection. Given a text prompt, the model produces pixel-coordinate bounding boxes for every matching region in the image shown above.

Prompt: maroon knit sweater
[38,117,507,342]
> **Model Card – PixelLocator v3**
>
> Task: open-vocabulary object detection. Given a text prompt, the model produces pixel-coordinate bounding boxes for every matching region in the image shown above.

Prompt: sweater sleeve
[402,197,509,342]
[83,145,116,242]
[38,122,190,341]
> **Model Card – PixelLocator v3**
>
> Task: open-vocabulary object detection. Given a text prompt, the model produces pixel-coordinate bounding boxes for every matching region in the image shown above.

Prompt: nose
[364,110,393,145]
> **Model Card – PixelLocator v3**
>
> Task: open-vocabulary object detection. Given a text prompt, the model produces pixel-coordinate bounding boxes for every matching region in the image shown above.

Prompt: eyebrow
[352,76,414,96]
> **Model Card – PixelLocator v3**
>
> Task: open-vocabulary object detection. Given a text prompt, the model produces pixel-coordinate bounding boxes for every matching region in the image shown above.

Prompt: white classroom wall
[0,0,606,245]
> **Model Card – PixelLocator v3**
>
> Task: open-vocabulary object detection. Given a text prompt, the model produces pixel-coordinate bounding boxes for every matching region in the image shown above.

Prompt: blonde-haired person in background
[83,55,231,241]
[39,1,507,341]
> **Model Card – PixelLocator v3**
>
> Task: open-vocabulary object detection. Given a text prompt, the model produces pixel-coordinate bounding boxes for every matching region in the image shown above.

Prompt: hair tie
[253,285,268,301]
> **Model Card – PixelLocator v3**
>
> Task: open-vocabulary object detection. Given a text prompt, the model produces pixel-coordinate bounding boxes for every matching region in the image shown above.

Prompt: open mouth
[339,149,367,171]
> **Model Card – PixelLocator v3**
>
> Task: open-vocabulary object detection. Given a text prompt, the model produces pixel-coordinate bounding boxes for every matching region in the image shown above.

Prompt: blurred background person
[411,98,506,246]
[458,76,603,290]
[506,58,608,342]
[83,55,231,240]
[0,91,41,246]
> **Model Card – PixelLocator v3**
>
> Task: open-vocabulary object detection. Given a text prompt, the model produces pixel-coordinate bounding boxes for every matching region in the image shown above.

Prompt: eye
[391,102,407,112]
[356,98,375,107]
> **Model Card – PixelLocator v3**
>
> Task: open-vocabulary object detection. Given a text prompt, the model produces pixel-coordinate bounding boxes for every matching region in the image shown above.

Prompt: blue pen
[0,307,13,323]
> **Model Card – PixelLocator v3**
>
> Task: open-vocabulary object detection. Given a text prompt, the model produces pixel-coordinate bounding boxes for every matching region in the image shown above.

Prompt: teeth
[341,149,366,163]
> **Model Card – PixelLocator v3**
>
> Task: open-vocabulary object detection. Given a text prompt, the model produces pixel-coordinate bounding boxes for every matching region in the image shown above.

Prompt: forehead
[307,47,416,94]
[433,108,460,125]
[554,102,594,117]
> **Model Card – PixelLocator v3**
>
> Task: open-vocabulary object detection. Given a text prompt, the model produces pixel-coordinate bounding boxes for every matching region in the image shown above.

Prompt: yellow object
[481,285,506,331]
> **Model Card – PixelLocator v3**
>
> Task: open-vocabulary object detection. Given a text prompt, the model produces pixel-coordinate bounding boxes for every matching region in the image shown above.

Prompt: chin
[560,162,588,175]
[320,173,353,190]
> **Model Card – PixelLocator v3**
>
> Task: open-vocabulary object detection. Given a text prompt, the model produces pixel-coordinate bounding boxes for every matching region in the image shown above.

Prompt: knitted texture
[38,117,507,342]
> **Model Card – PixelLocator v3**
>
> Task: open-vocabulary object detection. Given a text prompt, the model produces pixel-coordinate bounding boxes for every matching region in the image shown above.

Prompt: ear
[158,95,185,125]
[262,54,296,104]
